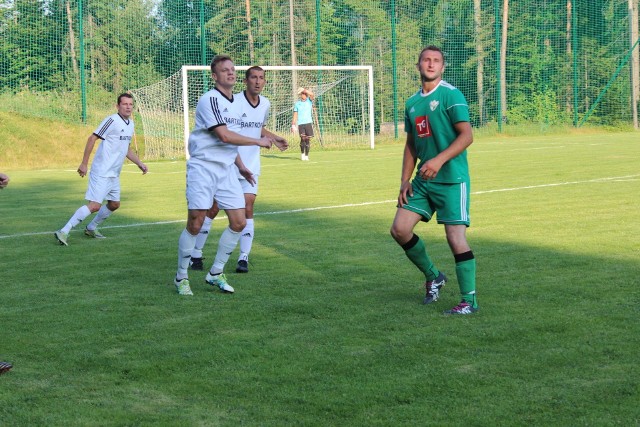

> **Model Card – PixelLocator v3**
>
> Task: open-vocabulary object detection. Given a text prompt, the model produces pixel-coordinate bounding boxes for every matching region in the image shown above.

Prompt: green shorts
[402,179,471,226]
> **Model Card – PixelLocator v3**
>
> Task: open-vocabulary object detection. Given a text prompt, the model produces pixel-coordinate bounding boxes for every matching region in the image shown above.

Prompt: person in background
[54,93,147,246]
[291,87,315,161]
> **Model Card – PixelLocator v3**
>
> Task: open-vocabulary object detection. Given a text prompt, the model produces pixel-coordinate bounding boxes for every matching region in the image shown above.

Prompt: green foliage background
[0,0,639,131]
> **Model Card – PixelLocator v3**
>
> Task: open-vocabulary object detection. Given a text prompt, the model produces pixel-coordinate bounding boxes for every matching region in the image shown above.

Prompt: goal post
[131,65,374,160]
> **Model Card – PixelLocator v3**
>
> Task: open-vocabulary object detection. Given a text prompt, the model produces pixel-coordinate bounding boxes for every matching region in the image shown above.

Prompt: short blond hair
[210,54,233,74]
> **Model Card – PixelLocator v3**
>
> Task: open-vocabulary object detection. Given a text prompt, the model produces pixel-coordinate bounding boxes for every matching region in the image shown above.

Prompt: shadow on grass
[1,173,638,425]
[260,153,300,161]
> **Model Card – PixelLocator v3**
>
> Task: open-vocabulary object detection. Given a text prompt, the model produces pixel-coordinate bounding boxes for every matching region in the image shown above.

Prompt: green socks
[401,234,440,282]
[455,251,477,307]
[399,236,479,308]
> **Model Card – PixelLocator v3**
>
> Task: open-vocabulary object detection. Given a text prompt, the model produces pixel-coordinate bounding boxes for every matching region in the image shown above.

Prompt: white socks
[177,229,197,279]
[210,227,241,274]
[191,217,254,271]
[238,219,254,261]
[61,205,91,234]
[61,204,114,234]
[192,216,213,259]
[87,205,113,231]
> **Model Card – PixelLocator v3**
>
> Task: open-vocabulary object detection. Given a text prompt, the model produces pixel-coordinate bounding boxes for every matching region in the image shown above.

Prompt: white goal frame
[181,65,375,158]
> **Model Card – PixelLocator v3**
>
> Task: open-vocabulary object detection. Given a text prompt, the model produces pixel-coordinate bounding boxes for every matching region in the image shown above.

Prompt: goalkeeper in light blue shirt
[291,87,315,161]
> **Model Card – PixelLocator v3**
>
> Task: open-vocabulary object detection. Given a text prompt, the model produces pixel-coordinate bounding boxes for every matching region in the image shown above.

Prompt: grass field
[1,132,639,425]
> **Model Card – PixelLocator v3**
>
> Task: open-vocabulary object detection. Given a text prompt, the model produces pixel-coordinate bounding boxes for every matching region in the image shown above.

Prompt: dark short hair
[211,54,233,74]
[418,45,445,64]
[117,93,133,104]
[245,66,265,79]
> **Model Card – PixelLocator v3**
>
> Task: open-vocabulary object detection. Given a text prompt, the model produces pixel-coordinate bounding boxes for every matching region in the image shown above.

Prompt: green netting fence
[2,0,639,152]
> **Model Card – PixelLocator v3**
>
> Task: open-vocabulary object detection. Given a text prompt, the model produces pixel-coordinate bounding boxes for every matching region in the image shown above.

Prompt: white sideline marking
[473,174,640,194]
[1,174,637,240]
[38,169,186,175]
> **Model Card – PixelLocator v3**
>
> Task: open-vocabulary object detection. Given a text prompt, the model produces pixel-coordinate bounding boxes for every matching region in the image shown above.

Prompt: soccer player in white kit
[54,93,148,246]
[174,56,287,296]
[189,66,286,274]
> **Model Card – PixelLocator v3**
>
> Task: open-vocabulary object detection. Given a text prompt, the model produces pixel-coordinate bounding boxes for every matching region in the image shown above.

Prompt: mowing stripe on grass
[1,173,636,240]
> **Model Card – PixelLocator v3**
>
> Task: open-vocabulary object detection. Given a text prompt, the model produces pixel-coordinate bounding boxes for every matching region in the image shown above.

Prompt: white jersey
[188,87,243,165]
[89,113,134,178]
[236,91,270,177]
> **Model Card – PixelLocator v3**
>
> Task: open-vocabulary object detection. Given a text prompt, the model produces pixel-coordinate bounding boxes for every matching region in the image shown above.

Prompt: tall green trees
[0,0,67,91]
[85,0,159,92]
[0,0,637,129]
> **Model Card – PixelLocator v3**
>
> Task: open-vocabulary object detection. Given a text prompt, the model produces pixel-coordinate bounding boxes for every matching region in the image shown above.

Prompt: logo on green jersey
[415,116,431,138]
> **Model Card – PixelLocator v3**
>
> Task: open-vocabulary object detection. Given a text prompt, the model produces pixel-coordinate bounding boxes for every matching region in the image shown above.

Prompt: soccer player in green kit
[390,45,478,315]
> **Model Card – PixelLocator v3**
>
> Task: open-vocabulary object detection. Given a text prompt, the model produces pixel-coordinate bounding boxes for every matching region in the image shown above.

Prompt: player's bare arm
[213,125,273,148]
[398,134,417,206]
[126,147,148,174]
[305,89,315,101]
[419,121,473,180]
[77,133,100,177]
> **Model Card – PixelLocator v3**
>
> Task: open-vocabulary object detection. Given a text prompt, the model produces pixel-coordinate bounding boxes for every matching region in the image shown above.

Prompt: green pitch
[1,133,638,425]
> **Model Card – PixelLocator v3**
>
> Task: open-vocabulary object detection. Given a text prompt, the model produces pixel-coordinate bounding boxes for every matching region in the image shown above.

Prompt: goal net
[131,65,374,160]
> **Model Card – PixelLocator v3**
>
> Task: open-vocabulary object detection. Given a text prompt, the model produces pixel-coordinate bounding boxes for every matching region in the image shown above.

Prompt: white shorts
[85,173,120,203]
[186,158,244,210]
[239,175,259,195]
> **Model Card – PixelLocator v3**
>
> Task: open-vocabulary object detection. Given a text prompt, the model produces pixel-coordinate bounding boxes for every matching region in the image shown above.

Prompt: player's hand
[77,163,88,177]
[0,173,9,189]
[291,124,298,133]
[138,163,148,174]
[257,136,273,149]
[418,158,443,180]
[398,181,413,206]
[273,136,288,151]
[238,167,256,186]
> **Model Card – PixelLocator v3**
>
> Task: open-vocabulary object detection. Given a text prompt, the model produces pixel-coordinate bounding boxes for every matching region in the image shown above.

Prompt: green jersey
[404,80,470,183]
